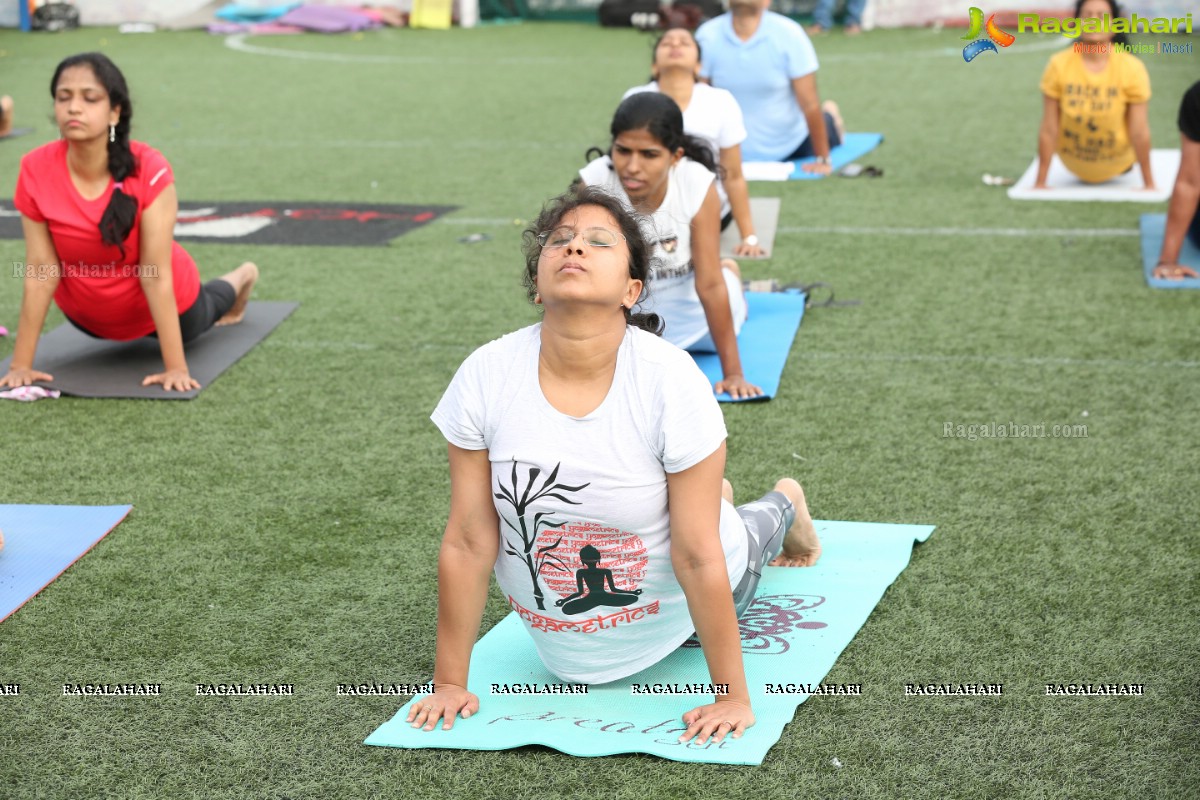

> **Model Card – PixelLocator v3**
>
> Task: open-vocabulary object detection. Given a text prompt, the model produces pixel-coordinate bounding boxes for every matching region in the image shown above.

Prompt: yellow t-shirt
[1040,47,1151,183]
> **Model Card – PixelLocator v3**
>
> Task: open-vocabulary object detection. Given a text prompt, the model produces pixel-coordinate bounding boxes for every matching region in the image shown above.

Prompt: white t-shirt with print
[431,324,748,685]
[622,82,747,219]
[578,156,716,350]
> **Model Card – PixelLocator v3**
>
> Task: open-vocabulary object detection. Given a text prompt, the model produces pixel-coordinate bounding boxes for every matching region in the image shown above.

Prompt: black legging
[67,279,236,343]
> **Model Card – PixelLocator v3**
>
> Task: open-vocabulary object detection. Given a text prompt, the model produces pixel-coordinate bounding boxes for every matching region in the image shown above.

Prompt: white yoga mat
[742,162,795,181]
[719,197,780,260]
[1007,150,1178,202]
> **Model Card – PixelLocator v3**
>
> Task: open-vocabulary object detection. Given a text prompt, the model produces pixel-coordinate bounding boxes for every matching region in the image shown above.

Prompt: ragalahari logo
[962,7,1015,62]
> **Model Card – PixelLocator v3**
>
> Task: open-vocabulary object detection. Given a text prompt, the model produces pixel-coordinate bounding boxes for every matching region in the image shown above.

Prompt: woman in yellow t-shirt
[1035,0,1153,189]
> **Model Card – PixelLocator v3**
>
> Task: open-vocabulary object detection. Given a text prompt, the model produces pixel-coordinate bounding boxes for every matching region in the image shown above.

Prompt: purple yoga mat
[277,5,381,32]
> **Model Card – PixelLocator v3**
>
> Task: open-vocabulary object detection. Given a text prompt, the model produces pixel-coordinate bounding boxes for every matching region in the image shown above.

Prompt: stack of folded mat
[210,3,388,34]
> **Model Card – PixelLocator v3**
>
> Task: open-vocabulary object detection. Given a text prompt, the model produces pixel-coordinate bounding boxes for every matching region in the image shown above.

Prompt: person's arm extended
[138,184,195,392]
[1154,134,1200,278]
[720,145,762,257]
[1127,101,1154,190]
[409,444,500,731]
[1035,94,1060,188]
[792,73,831,175]
[691,185,760,399]
[667,443,753,745]
[0,216,60,388]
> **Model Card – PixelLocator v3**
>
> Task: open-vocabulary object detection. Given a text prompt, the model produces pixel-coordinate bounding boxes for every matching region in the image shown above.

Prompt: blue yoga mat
[791,133,884,181]
[0,504,132,623]
[692,292,806,402]
[366,519,934,765]
[1139,214,1200,289]
[215,2,299,23]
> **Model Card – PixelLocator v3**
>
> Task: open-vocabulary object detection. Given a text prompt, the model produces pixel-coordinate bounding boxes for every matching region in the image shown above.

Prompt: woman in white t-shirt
[580,92,759,400]
[624,27,764,257]
[412,187,822,746]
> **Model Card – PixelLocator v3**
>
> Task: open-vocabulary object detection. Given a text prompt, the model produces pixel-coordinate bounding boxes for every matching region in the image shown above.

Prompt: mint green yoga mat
[366,519,934,765]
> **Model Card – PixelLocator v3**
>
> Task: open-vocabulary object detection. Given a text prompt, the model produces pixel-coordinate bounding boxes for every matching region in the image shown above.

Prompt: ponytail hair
[52,53,137,256]
[522,186,665,336]
[595,92,721,178]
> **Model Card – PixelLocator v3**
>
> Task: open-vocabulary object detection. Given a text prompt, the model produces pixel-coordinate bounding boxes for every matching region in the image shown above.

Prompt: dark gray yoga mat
[0,301,298,399]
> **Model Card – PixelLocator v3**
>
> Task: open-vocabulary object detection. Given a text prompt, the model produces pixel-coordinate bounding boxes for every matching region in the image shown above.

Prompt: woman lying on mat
[411,187,821,744]
[1154,81,1200,280]
[624,27,764,257]
[579,92,759,400]
[0,53,257,393]
[1034,0,1153,190]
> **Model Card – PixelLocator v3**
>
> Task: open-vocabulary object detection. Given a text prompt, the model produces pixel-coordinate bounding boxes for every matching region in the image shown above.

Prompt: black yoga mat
[0,301,297,399]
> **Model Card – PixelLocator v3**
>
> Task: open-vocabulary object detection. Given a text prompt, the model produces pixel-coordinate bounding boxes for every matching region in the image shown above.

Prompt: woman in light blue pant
[811,0,866,34]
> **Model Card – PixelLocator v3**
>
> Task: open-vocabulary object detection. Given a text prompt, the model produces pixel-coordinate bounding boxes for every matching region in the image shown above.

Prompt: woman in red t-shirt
[1,52,258,392]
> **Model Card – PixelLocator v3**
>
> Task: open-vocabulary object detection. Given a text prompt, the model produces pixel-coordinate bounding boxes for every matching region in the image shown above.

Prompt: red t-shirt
[13,140,201,340]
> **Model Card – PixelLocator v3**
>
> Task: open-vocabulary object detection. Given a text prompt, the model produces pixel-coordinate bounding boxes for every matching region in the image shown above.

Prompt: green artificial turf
[1,22,1197,800]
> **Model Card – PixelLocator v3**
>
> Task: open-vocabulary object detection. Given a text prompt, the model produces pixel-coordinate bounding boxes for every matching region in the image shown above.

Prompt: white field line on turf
[443,217,527,226]
[797,352,1199,369]
[821,36,1066,62]
[263,340,379,351]
[777,226,1138,237]
[225,33,1066,65]
[161,138,578,150]
[223,34,626,64]
[262,340,1197,369]
[437,218,1140,237]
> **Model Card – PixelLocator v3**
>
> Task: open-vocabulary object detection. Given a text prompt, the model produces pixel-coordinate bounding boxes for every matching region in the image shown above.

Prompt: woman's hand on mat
[0,366,54,388]
[733,240,766,258]
[407,684,479,731]
[679,699,755,745]
[142,368,200,392]
[1153,263,1199,280]
[801,161,833,176]
[715,374,763,400]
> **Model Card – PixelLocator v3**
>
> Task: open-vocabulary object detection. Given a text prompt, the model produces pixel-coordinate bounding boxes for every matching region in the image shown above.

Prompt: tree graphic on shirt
[494,460,589,611]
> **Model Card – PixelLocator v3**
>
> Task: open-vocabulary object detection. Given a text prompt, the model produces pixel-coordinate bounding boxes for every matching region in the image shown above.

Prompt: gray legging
[731,490,796,618]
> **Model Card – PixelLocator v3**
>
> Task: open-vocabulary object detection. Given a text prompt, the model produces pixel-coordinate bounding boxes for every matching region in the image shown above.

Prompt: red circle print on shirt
[537,522,649,602]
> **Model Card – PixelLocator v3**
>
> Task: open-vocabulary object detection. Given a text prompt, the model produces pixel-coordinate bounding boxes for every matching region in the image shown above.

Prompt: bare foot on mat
[0,95,13,138]
[822,100,846,143]
[770,478,822,567]
[215,262,258,326]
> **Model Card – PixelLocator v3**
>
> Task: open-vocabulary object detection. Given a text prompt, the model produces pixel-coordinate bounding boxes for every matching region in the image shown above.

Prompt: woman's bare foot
[770,478,821,567]
[215,262,258,326]
[720,258,741,279]
[722,478,734,505]
[822,100,846,142]
[0,96,13,138]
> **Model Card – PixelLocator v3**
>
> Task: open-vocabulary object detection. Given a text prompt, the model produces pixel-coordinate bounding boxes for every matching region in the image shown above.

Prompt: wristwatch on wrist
[815,155,831,166]
[742,234,759,247]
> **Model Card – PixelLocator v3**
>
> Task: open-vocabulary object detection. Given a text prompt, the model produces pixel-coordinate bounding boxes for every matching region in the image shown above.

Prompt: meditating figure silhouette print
[555,544,644,615]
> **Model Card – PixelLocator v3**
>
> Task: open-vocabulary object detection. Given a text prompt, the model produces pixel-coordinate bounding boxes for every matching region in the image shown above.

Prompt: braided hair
[585,92,719,178]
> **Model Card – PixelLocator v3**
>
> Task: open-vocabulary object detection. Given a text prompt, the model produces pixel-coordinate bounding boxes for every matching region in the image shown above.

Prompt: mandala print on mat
[683,595,827,654]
